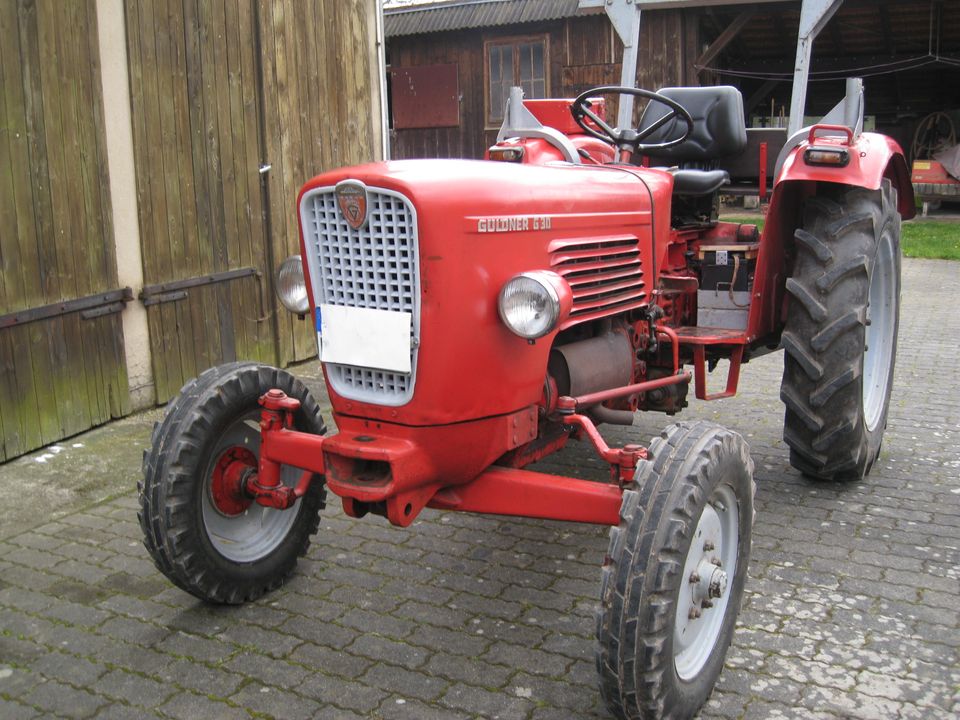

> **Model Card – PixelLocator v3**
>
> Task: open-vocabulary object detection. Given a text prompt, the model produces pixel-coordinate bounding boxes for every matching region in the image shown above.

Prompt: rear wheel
[781,180,901,481]
[596,421,754,720]
[138,363,326,604]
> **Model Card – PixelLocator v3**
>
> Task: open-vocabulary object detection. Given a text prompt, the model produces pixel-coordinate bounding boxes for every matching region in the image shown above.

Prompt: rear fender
[776,130,915,219]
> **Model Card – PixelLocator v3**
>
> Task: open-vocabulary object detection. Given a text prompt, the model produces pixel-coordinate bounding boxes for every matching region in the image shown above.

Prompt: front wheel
[780,180,901,481]
[596,421,754,720]
[138,363,327,604]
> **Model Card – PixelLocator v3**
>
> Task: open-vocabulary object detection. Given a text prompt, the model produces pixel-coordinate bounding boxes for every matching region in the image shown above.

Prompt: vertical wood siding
[0,0,128,462]
[389,11,698,160]
[126,0,382,402]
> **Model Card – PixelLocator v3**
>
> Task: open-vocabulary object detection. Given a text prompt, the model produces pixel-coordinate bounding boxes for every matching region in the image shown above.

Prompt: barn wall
[0,0,383,460]
[388,9,698,160]
[125,0,384,403]
[0,0,129,462]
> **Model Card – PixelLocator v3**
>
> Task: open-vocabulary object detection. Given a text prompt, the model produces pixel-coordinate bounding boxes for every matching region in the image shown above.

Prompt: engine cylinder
[548,331,633,399]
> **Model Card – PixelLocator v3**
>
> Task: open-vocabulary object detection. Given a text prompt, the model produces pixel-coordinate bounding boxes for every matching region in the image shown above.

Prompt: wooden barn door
[125,0,383,403]
[0,0,130,461]
[125,0,275,403]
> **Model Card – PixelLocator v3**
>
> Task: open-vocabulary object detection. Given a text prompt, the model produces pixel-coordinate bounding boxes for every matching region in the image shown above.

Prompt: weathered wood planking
[258,0,383,367]
[389,11,697,161]
[127,0,382,401]
[0,0,128,461]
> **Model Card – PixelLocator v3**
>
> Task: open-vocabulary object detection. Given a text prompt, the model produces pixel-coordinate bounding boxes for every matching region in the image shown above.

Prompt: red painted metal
[776,130,915,219]
[559,411,647,485]
[657,324,681,373]
[568,371,691,409]
[691,345,744,401]
[524,97,607,135]
[210,447,256,516]
[298,160,667,429]
[281,92,916,531]
[758,141,768,201]
[428,465,623,525]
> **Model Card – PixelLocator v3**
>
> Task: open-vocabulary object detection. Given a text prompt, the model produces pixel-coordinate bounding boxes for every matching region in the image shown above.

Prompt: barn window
[485,36,549,126]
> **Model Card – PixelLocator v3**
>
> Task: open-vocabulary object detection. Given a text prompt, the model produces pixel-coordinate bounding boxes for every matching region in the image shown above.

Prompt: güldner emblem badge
[336,180,368,231]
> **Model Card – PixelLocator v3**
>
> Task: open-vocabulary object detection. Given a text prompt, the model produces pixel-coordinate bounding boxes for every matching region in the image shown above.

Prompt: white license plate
[317,304,412,373]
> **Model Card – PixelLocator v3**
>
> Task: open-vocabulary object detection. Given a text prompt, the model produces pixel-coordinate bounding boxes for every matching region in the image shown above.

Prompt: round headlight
[277,255,310,314]
[498,271,562,339]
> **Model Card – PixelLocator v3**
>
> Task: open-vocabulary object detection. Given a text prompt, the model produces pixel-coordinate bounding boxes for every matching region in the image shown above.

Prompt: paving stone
[92,668,175,707]
[345,634,431,670]
[31,651,107,686]
[216,623,304,659]
[156,631,236,663]
[480,641,570,678]
[296,673,388,714]
[359,662,449,702]
[222,651,311,690]
[158,657,246,697]
[228,683,322,720]
[0,258,957,720]
[338,607,416,639]
[421,652,513,690]
[439,682,535,719]
[0,664,42,700]
[289,642,374,679]
[159,691,250,720]
[22,679,107,719]
[375,696,471,720]
[0,698,41,720]
[278,615,358,649]
[98,615,170,647]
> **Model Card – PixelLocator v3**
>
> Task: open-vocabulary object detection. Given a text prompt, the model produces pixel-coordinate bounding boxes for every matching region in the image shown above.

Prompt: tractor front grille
[300,186,419,406]
[549,235,646,325]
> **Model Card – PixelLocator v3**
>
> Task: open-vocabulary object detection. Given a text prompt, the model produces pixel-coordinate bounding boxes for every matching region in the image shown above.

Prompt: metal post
[579,0,644,130]
[788,0,846,135]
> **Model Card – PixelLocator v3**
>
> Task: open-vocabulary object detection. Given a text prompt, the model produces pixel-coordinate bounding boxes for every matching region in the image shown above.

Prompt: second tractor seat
[638,86,748,196]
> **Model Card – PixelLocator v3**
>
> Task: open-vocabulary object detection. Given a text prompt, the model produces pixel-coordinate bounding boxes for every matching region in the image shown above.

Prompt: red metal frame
[272,98,917,531]
[243,390,655,527]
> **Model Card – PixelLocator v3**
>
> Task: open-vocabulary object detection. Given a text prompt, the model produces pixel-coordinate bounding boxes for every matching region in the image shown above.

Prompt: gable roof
[383,0,586,38]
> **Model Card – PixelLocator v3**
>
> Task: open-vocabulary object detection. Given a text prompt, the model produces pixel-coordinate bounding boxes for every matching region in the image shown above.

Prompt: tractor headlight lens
[277,255,310,314]
[498,271,561,339]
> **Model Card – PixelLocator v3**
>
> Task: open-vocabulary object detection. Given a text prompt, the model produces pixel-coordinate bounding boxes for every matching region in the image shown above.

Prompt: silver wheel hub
[201,415,302,563]
[674,485,739,681]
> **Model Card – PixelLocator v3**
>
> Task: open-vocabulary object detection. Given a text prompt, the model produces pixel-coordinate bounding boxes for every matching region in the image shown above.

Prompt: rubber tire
[780,180,901,481]
[138,363,326,604]
[596,421,754,720]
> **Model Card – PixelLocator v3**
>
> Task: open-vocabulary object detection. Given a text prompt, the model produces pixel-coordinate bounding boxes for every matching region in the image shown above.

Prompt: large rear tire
[596,421,754,720]
[780,180,901,481]
[138,363,326,604]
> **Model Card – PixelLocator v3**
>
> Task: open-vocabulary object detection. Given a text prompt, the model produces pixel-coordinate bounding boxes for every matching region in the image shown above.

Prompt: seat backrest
[639,86,747,163]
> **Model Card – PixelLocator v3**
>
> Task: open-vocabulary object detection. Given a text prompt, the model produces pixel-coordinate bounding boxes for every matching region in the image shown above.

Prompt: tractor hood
[297,159,671,426]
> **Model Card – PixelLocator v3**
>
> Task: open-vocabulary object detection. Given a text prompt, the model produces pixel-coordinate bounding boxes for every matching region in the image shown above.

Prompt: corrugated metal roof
[384,0,586,38]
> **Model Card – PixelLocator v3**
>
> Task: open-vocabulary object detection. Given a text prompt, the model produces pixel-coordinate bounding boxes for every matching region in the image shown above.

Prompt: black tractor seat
[639,86,746,197]
[671,168,731,196]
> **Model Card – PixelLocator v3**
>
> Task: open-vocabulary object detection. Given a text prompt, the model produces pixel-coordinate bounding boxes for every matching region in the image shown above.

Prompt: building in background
[383,0,960,162]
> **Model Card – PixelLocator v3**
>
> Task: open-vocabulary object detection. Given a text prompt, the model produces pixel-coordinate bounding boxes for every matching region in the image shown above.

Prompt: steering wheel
[571,86,694,156]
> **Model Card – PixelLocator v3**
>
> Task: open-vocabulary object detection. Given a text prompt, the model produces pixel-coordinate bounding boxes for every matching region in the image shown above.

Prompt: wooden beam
[744,79,781,115]
[696,9,755,72]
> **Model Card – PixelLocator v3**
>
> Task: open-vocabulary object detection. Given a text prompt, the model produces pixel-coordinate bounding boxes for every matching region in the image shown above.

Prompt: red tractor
[140,83,913,719]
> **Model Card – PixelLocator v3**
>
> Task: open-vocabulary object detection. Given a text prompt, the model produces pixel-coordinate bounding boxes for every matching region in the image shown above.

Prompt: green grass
[899,220,960,260]
[719,214,960,261]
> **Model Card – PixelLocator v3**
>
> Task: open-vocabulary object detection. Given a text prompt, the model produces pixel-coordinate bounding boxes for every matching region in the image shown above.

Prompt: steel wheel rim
[674,483,739,681]
[201,413,301,562]
[863,229,897,432]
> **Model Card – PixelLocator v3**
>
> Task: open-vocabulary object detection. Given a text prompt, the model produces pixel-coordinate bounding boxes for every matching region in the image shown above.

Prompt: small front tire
[138,363,326,604]
[596,421,754,720]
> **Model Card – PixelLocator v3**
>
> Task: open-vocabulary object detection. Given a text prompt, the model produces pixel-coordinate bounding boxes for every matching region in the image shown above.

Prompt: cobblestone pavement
[1,258,958,719]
